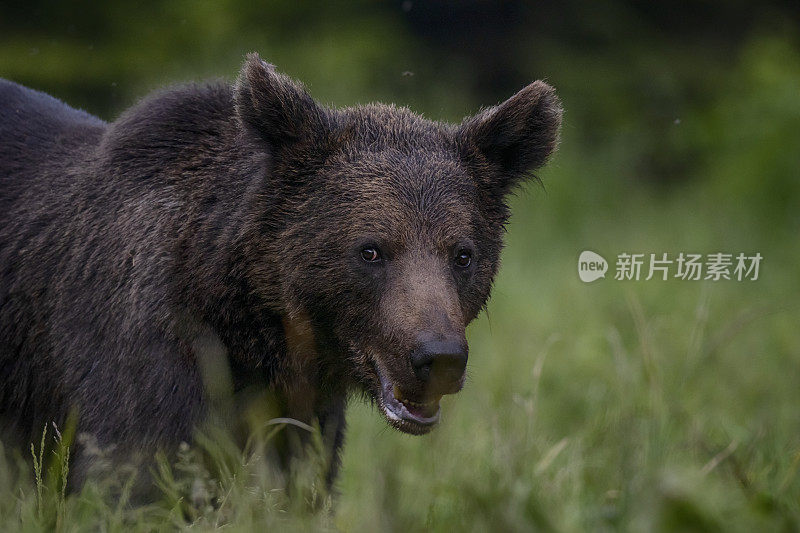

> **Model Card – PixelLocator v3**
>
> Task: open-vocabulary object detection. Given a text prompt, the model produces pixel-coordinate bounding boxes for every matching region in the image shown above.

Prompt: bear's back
[0,79,106,156]
[0,79,107,214]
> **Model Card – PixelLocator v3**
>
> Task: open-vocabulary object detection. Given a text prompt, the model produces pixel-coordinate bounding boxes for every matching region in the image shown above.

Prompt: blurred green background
[1,1,799,531]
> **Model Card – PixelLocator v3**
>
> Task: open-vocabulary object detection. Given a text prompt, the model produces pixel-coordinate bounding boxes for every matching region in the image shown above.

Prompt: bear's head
[235,54,561,434]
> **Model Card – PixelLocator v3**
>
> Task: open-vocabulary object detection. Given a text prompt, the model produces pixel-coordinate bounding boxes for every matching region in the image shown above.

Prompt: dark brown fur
[0,53,561,487]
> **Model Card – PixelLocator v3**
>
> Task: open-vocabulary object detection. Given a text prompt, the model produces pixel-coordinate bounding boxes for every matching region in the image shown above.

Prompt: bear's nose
[410,334,468,395]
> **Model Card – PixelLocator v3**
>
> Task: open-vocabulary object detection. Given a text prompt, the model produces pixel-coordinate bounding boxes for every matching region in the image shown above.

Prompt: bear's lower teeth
[400,398,435,410]
[391,387,440,415]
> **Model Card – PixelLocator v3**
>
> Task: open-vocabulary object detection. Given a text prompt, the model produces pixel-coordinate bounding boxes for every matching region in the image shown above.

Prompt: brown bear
[0,53,561,487]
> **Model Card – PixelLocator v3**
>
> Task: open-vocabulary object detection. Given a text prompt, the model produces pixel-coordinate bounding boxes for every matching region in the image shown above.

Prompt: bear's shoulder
[99,81,238,176]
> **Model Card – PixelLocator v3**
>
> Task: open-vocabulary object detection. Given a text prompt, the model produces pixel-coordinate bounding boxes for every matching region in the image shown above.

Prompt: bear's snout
[410,333,468,397]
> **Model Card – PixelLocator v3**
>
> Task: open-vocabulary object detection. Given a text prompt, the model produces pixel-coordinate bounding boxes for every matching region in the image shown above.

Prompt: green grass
[1,175,797,532]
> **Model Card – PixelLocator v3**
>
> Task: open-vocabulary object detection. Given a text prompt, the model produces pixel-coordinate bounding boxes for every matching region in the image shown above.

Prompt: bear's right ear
[234,53,328,150]
[457,81,562,196]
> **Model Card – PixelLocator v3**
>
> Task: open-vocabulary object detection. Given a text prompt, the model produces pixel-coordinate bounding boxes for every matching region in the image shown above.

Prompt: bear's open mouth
[373,364,441,434]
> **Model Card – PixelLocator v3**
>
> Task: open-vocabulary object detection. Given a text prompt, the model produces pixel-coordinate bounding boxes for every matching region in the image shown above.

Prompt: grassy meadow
[1,2,799,531]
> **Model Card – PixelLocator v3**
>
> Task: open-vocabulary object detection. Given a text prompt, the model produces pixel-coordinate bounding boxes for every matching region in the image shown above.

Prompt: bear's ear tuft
[458,81,562,193]
[234,53,328,149]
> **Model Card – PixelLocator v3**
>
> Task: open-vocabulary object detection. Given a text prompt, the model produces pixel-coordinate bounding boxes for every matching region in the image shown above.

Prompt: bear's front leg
[65,333,208,495]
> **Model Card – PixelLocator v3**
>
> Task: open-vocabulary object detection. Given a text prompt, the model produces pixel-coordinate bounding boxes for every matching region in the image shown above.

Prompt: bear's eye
[455,250,472,269]
[360,246,382,263]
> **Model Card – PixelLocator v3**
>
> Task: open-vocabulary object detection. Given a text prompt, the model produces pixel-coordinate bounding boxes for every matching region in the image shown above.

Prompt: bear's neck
[172,145,290,375]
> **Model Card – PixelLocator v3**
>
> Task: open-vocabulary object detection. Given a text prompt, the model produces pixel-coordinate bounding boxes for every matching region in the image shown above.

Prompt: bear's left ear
[457,81,562,193]
[234,53,329,150]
